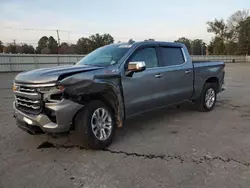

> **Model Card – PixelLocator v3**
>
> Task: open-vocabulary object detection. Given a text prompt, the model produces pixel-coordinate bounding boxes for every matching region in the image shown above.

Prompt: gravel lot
[1,63,250,188]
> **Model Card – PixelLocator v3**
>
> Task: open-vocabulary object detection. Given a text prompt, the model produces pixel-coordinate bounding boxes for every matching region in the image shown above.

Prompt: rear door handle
[154,73,163,78]
[185,70,191,74]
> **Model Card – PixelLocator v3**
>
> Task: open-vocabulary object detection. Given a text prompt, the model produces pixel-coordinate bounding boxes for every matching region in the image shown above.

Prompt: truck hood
[14,65,103,84]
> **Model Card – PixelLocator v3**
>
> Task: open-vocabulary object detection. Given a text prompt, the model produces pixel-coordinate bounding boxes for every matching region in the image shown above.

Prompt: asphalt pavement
[1,64,250,188]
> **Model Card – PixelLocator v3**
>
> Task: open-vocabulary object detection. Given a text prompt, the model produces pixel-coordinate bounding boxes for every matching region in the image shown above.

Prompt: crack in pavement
[104,149,250,167]
[216,101,250,118]
[37,142,250,167]
[103,148,169,161]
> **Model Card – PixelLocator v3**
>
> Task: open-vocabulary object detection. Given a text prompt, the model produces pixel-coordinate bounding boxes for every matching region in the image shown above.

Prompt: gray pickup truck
[13,41,225,149]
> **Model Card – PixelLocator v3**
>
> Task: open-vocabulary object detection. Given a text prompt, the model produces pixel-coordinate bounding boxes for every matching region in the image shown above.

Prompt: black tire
[195,83,217,112]
[72,100,116,149]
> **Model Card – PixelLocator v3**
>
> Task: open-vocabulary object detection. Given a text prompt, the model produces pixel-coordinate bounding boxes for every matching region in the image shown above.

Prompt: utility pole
[56,30,60,64]
[56,30,60,46]
[56,30,60,54]
[13,39,16,54]
[191,42,193,55]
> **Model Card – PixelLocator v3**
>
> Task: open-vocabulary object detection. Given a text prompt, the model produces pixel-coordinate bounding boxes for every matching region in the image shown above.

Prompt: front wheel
[195,83,217,111]
[72,100,116,149]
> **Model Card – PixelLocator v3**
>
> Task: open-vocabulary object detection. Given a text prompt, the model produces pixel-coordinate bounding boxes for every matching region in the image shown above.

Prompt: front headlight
[13,83,17,92]
[37,86,64,93]
[38,86,65,102]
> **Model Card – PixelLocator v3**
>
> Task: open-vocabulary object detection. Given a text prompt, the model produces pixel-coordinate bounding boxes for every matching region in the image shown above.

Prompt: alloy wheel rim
[205,88,215,108]
[91,108,112,140]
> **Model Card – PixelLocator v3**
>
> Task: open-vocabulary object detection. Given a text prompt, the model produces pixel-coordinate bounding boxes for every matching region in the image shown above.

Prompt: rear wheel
[72,100,115,149]
[195,83,217,111]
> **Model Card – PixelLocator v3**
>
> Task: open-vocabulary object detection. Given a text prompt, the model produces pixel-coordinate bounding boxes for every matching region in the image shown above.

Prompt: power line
[1,27,175,41]
[2,27,70,32]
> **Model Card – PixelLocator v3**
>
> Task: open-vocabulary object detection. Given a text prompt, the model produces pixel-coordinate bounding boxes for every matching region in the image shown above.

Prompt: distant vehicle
[13,41,225,149]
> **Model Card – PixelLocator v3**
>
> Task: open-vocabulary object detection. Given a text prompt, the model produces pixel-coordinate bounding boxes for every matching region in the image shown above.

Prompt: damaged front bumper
[13,99,83,134]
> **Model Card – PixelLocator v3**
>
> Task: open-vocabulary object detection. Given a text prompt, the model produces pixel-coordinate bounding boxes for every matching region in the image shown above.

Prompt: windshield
[76,44,131,66]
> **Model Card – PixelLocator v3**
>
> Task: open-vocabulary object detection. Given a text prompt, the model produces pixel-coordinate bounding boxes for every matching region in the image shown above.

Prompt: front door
[121,46,161,115]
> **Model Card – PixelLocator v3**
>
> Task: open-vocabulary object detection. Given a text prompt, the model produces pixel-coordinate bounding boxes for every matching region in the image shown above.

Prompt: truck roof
[112,41,185,48]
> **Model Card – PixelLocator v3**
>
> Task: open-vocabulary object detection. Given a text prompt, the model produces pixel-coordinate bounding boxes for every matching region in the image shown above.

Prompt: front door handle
[154,73,163,78]
[185,70,191,74]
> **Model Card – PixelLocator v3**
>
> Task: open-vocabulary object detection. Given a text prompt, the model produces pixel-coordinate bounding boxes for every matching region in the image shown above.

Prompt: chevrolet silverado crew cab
[13,41,225,149]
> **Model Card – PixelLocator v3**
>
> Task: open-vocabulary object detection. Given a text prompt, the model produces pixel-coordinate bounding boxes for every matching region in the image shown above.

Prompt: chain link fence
[191,55,247,63]
[0,54,249,72]
[0,54,85,72]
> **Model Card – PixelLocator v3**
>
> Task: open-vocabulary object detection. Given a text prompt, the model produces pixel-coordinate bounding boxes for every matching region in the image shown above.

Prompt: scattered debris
[37,142,55,149]
[170,130,178,134]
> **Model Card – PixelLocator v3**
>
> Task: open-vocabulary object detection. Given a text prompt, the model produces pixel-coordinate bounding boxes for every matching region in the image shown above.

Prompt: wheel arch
[70,88,124,130]
[205,77,219,92]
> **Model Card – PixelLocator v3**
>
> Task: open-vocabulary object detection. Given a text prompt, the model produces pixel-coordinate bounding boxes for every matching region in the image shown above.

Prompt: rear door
[152,46,193,107]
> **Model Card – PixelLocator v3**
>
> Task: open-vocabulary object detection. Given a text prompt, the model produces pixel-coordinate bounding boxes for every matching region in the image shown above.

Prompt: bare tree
[227,9,249,42]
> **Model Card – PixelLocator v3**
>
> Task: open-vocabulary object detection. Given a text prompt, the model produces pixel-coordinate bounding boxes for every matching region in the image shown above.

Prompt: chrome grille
[19,87,36,93]
[15,96,41,110]
[14,85,42,114]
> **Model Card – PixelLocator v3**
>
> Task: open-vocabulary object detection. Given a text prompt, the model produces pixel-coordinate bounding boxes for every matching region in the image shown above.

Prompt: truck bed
[192,61,225,99]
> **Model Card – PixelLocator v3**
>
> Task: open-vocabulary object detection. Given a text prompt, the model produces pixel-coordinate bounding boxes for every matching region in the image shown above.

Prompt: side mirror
[127,61,146,72]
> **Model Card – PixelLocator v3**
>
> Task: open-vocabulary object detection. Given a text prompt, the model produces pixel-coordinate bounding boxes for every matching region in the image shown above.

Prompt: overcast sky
[0,0,249,45]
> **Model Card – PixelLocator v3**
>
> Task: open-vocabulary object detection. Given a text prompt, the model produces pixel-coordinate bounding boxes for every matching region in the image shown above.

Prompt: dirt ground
[1,63,250,188]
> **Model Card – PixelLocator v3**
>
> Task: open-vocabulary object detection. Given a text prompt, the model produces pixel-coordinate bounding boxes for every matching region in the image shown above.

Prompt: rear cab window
[159,47,185,66]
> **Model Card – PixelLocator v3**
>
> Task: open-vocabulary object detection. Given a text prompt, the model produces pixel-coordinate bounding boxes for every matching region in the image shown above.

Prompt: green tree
[225,41,238,55]
[191,39,206,55]
[207,37,225,55]
[89,33,114,50]
[227,9,249,42]
[237,17,250,55]
[206,10,249,55]
[22,44,35,54]
[36,36,58,54]
[36,36,49,54]
[4,44,16,53]
[76,37,93,54]
[144,38,155,41]
[41,47,51,54]
[207,19,230,54]
[4,43,35,54]
[59,43,77,54]
[175,37,192,54]
[58,42,69,54]
[128,39,135,43]
[76,33,114,54]
[207,19,229,40]
[16,44,35,54]
[0,40,4,53]
[48,36,58,54]
[68,44,78,54]
[15,45,24,54]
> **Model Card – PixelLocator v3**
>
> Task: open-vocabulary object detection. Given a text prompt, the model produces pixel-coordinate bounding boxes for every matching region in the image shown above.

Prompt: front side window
[129,47,158,68]
[159,47,185,66]
[76,44,131,67]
